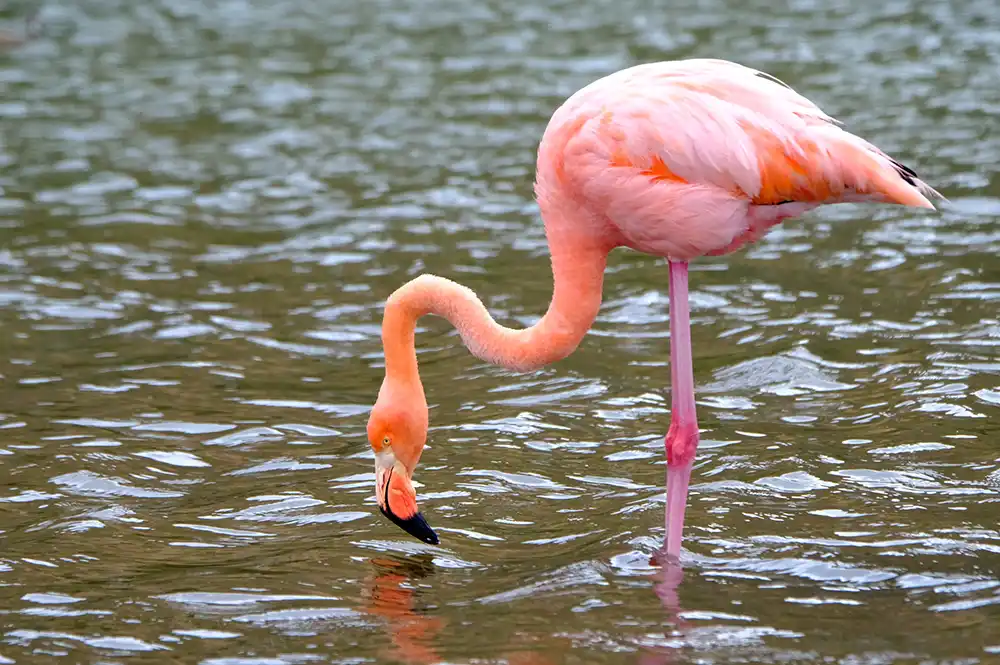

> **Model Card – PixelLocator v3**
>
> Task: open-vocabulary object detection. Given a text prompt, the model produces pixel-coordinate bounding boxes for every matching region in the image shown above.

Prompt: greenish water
[2,0,999,663]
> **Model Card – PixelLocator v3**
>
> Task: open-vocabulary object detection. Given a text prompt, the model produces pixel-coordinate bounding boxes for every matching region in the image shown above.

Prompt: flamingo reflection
[361,551,690,664]
[361,555,557,665]
[361,555,443,664]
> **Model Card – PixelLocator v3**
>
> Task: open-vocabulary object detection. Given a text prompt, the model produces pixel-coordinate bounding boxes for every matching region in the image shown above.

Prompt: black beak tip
[379,506,439,545]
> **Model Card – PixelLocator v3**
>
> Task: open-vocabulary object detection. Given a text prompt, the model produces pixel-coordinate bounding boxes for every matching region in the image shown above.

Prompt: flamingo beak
[374,450,439,545]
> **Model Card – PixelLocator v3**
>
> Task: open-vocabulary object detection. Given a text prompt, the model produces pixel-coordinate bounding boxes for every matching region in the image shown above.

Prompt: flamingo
[366,59,940,557]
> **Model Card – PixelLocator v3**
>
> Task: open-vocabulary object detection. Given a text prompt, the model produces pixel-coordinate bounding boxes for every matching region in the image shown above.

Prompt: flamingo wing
[538,59,940,259]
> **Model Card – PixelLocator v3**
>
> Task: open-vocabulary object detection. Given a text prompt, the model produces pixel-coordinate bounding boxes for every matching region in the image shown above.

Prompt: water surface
[1,0,999,663]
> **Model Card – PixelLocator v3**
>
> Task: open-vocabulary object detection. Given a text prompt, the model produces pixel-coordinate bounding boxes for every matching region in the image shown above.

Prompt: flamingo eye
[382,436,391,446]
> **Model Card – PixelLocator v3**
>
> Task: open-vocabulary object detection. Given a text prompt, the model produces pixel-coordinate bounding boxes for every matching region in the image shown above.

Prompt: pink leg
[664,260,699,560]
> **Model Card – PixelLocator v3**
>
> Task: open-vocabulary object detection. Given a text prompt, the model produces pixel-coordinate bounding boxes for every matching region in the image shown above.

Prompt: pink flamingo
[366,59,940,557]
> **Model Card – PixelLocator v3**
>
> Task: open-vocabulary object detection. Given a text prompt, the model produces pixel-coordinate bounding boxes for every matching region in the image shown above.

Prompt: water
[1,0,999,662]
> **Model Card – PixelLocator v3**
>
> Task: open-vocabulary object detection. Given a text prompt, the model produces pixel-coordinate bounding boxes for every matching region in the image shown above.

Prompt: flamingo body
[535,59,936,262]
[366,59,940,552]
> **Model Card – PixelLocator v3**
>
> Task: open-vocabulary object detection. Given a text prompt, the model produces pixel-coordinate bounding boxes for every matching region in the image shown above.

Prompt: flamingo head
[366,383,437,545]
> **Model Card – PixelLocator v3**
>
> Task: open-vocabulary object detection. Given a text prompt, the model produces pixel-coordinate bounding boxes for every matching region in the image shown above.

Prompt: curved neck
[381,228,611,384]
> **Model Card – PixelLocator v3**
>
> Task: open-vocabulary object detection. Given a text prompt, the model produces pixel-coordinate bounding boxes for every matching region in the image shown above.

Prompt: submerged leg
[664,260,700,559]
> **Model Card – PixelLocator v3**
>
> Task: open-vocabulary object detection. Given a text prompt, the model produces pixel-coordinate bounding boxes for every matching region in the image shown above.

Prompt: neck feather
[381,228,611,384]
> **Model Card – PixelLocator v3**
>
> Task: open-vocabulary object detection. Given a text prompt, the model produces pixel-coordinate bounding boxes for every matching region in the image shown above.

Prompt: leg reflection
[650,550,687,628]
[636,549,690,664]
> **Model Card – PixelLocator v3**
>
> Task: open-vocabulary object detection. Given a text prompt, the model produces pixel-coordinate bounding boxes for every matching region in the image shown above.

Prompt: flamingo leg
[664,260,699,559]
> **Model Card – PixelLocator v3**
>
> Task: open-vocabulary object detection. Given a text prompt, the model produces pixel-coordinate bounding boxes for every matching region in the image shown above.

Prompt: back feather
[545,59,942,210]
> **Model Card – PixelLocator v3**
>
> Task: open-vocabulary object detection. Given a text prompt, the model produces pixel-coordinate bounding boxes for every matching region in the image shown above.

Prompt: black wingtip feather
[890,158,919,186]
[754,70,792,89]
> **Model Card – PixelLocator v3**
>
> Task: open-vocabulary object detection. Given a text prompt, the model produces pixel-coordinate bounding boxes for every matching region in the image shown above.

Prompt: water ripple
[0,0,997,662]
